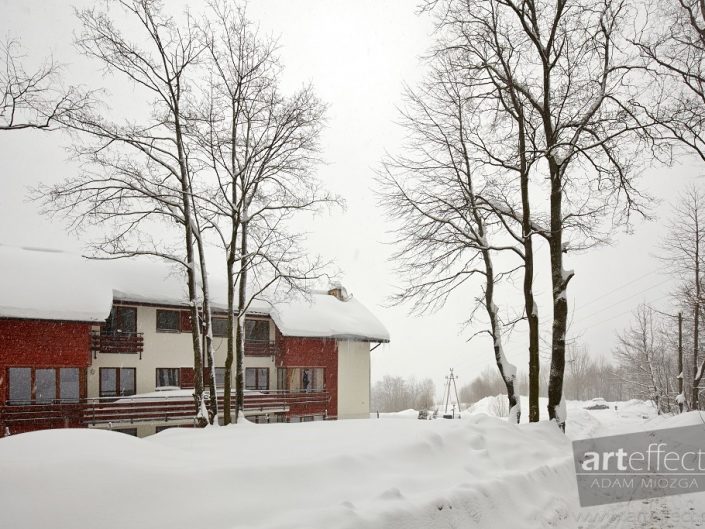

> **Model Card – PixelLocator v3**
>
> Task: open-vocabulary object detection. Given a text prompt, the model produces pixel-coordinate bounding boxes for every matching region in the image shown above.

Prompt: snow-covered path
[572,405,705,529]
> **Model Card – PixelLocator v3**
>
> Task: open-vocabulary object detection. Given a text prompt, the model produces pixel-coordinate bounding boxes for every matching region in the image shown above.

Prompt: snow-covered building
[0,245,389,437]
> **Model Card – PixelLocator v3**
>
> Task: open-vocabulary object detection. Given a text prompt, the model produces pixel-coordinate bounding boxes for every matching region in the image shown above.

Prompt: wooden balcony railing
[0,390,330,435]
[244,339,279,357]
[91,331,144,359]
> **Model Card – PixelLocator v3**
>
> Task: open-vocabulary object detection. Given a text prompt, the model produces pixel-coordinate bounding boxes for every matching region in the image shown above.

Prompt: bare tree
[412,377,437,411]
[1,39,90,132]
[37,0,215,425]
[194,2,333,424]
[371,376,436,412]
[459,366,509,405]
[615,304,678,413]
[564,343,592,401]
[659,186,705,409]
[634,0,705,162]
[425,0,655,429]
[378,52,523,422]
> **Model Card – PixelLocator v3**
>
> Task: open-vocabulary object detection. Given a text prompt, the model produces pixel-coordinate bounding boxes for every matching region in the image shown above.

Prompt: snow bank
[0,415,575,529]
[641,410,705,430]
[464,395,659,439]
[371,409,420,419]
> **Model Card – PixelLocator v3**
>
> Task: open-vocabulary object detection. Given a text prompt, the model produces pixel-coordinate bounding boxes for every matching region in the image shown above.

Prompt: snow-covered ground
[1,398,704,529]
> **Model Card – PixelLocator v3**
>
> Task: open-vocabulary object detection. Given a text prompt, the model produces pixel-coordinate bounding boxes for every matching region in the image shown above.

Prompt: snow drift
[0,415,575,529]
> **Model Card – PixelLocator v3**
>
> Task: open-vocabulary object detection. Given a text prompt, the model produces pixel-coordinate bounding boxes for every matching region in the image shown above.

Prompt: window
[100,367,136,397]
[211,318,228,338]
[276,367,287,391]
[7,367,82,404]
[245,319,269,341]
[156,310,180,332]
[8,368,30,404]
[106,306,137,334]
[245,367,269,391]
[156,368,180,388]
[60,368,80,402]
[35,368,56,403]
[215,367,227,387]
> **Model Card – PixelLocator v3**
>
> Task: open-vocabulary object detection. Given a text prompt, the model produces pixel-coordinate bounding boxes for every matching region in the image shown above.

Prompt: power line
[573,277,673,323]
[569,292,672,338]
[573,269,660,312]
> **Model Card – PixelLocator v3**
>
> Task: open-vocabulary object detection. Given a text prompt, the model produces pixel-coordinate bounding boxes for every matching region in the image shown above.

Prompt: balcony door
[106,306,137,335]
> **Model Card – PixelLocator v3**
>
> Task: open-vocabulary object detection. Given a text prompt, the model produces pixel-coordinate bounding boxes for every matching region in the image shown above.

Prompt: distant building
[0,245,389,437]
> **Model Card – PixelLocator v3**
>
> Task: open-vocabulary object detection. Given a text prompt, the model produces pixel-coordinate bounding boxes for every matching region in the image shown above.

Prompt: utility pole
[442,368,461,419]
[652,308,686,413]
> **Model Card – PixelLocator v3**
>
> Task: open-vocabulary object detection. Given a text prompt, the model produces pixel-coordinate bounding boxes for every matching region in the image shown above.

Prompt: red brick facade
[277,333,338,419]
[0,318,92,403]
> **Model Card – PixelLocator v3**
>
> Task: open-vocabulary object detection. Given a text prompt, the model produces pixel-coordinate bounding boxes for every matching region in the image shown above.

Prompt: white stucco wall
[336,339,371,419]
[87,306,275,397]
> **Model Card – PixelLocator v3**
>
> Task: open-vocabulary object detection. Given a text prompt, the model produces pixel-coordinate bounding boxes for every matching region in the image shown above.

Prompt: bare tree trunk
[679,311,684,412]
[547,167,571,431]
[483,247,520,422]
[173,98,207,426]
[196,233,218,423]
[518,121,539,423]
[223,96,239,426]
[693,230,701,409]
[234,218,248,423]
[224,250,236,425]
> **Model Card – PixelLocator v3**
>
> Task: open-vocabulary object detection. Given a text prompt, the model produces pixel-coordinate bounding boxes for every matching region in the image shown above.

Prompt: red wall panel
[277,333,338,419]
[0,318,92,402]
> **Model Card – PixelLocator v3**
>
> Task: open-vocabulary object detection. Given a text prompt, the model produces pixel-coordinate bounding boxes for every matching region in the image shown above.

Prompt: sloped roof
[0,245,389,342]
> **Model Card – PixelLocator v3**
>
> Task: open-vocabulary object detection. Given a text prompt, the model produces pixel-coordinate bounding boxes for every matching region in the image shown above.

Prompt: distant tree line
[459,348,628,407]
[371,376,436,413]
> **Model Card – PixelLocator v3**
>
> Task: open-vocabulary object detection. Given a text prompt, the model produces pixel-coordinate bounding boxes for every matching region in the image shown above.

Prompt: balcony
[91,331,144,359]
[0,390,331,435]
[244,339,279,357]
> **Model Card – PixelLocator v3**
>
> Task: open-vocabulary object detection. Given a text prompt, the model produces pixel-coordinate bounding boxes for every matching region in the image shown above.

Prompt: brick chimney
[327,283,349,301]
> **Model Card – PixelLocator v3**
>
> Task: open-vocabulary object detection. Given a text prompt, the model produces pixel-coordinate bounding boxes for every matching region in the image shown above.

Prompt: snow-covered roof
[0,245,389,342]
[0,244,113,322]
[103,257,272,315]
[270,291,390,342]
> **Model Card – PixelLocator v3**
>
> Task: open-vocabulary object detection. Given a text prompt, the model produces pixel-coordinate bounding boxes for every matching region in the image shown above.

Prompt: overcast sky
[1,0,703,395]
